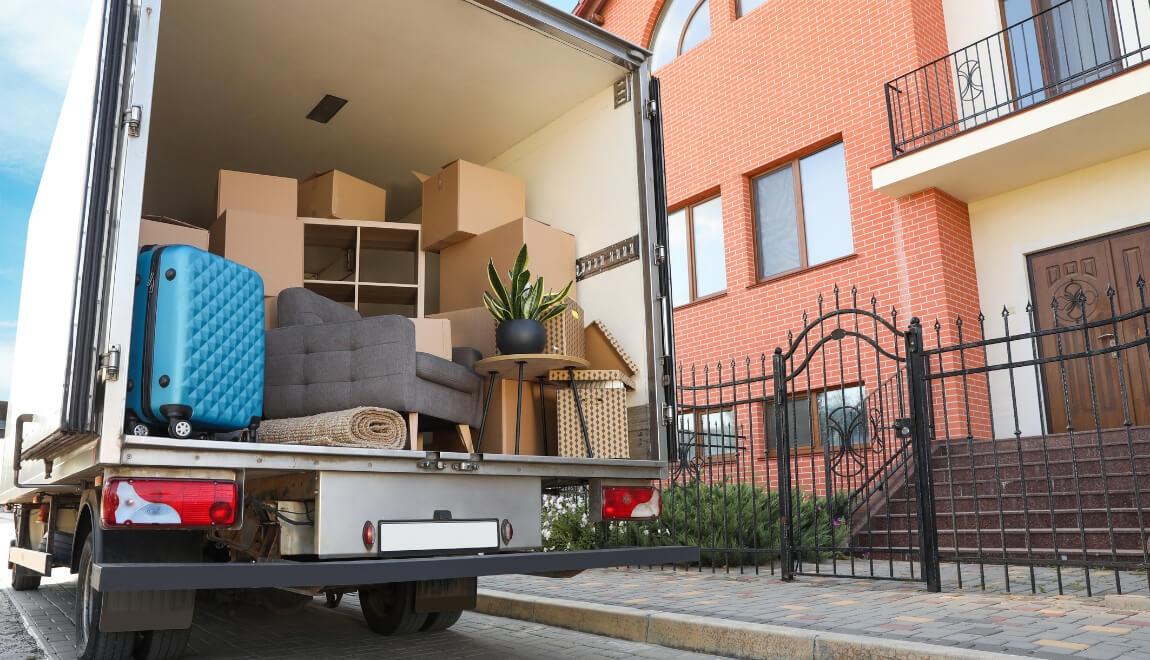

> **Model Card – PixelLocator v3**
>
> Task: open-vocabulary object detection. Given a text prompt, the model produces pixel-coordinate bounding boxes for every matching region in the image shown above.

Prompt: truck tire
[134,628,191,660]
[420,609,463,633]
[359,583,428,636]
[75,537,135,660]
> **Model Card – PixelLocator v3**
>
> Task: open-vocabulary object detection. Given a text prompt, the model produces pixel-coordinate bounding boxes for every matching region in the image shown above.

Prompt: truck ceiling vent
[306,94,348,124]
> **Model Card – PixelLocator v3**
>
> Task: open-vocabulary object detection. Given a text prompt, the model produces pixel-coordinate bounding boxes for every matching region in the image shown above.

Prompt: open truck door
[3,0,158,494]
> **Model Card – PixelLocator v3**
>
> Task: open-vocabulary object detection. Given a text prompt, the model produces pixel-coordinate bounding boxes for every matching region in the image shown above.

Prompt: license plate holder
[376,519,500,557]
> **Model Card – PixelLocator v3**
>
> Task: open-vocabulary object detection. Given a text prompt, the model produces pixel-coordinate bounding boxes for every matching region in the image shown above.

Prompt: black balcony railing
[885,0,1150,158]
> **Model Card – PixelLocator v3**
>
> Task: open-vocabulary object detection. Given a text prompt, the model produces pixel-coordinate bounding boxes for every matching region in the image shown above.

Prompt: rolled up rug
[259,407,407,449]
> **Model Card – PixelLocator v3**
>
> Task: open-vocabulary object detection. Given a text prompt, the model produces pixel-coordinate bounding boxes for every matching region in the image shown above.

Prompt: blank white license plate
[377,520,499,554]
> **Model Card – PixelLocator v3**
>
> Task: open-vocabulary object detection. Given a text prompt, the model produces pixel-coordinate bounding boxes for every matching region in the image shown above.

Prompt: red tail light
[601,486,660,521]
[101,478,238,527]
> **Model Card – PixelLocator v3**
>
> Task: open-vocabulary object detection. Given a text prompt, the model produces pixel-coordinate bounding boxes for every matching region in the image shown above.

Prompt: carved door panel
[1029,226,1150,432]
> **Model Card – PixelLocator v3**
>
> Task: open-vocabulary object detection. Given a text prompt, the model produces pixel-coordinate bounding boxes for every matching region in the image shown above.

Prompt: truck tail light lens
[101,478,238,527]
[601,486,660,521]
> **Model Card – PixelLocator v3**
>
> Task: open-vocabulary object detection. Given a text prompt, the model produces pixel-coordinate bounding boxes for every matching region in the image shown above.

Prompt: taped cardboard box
[549,369,632,459]
[217,170,297,218]
[210,210,303,297]
[416,160,525,251]
[139,216,208,250]
[298,169,388,222]
[439,217,575,313]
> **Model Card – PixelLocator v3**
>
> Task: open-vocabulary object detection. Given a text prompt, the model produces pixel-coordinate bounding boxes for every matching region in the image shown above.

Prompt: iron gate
[772,291,941,591]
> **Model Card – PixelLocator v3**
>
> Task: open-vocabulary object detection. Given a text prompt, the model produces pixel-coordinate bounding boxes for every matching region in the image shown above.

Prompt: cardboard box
[585,320,639,378]
[264,296,277,332]
[412,318,452,361]
[210,210,303,297]
[416,160,526,251]
[439,217,575,313]
[549,369,630,459]
[539,299,584,358]
[427,306,496,357]
[217,170,297,218]
[139,216,209,250]
[298,170,388,222]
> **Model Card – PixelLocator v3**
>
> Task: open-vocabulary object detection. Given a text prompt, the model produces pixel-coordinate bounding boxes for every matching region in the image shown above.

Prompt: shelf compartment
[303,280,355,305]
[304,223,356,281]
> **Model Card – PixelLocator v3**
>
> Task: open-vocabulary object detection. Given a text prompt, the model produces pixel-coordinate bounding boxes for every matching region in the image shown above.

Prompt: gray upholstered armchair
[264,288,484,450]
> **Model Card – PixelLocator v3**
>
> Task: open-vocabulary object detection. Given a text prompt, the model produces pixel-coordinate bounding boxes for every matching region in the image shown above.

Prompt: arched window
[650,0,711,70]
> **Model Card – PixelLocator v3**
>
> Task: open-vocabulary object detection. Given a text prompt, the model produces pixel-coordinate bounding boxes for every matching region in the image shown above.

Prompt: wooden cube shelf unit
[302,218,424,317]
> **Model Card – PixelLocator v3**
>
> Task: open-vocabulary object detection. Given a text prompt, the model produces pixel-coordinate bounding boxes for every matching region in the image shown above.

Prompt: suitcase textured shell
[127,245,265,433]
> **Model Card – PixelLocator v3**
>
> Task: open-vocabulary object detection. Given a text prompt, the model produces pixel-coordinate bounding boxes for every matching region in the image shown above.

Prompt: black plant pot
[496,319,547,355]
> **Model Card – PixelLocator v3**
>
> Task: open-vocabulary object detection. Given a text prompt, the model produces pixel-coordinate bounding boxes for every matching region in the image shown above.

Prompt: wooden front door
[1029,225,1150,432]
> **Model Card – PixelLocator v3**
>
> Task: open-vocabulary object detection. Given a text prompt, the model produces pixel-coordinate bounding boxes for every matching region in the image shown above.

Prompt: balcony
[872,0,1150,201]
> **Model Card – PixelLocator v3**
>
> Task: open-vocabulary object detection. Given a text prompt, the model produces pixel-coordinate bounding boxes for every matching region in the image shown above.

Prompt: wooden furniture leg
[408,412,421,450]
[456,424,475,453]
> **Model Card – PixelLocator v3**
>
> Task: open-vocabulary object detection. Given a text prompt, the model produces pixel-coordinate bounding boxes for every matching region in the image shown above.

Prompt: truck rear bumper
[91,546,699,592]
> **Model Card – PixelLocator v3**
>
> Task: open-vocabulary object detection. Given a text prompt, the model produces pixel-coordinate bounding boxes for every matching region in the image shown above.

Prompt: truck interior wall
[485,84,649,406]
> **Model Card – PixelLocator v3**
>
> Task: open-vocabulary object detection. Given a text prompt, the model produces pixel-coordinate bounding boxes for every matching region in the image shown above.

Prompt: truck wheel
[420,609,463,633]
[359,583,428,636]
[134,628,191,660]
[75,537,135,660]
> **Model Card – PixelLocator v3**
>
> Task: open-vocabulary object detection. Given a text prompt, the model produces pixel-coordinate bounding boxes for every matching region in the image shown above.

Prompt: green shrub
[541,483,853,568]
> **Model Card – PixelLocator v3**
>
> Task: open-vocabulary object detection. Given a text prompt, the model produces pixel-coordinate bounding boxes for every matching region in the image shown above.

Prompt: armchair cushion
[416,353,482,394]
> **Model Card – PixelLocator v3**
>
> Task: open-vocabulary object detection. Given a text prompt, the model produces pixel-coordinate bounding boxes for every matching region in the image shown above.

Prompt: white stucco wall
[969,148,1150,438]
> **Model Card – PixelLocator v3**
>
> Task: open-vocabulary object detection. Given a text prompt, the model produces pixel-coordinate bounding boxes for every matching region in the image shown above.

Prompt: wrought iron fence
[885,0,1150,157]
[560,278,1150,596]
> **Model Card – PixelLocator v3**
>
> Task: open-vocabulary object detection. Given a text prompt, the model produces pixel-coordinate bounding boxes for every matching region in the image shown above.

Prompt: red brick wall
[598,1,992,487]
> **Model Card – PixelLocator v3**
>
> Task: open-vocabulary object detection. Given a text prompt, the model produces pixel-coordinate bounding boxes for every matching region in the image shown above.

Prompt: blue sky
[0,0,576,400]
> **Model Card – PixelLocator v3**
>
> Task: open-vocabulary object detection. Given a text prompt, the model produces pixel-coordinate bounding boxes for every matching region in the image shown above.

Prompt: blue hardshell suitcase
[126,245,265,439]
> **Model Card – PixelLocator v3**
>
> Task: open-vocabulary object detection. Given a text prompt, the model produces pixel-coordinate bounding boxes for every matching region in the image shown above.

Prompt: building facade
[581,0,1150,490]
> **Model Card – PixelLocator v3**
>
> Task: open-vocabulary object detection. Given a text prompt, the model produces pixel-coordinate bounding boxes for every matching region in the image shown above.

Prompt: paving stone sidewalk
[482,567,1150,659]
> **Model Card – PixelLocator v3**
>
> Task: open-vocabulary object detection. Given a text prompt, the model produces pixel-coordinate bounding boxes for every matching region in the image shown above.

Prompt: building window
[738,0,769,16]
[765,385,867,452]
[752,142,853,281]
[668,195,725,307]
[650,0,711,70]
[677,409,739,458]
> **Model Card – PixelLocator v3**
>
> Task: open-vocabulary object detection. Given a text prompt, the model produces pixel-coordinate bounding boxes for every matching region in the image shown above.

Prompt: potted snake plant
[483,243,573,355]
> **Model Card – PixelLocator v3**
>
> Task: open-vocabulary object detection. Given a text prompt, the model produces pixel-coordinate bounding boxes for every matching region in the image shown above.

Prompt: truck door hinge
[123,105,143,137]
[646,99,658,120]
[654,244,666,266]
[99,345,121,382]
[662,404,675,424]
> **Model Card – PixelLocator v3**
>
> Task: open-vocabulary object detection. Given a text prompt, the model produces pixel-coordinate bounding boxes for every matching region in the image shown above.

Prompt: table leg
[537,377,547,452]
[514,361,526,455]
[476,371,497,453]
[566,366,594,458]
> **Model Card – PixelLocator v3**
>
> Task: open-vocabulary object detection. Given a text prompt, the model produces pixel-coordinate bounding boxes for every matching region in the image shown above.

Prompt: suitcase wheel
[125,414,150,437]
[168,418,194,439]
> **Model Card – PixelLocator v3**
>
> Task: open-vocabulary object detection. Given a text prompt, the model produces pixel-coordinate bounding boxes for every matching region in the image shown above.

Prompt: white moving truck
[2,1,693,658]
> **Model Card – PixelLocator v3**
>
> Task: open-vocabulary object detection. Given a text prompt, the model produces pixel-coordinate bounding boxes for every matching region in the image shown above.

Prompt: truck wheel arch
[71,489,101,573]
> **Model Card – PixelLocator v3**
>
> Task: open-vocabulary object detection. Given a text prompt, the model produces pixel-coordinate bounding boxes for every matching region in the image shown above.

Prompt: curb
[476,589,1019,659]
[1104,594,1150,611]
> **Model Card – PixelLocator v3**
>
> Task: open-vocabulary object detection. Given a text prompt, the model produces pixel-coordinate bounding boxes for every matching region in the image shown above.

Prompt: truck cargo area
[128,0,664,469]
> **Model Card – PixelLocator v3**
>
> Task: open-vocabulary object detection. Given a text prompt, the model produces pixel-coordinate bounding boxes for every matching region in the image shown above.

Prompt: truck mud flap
[91,546,699,592]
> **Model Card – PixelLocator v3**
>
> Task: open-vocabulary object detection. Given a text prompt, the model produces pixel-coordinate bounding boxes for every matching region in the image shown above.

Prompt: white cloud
[0,2,91,91]
[0,2,92,180]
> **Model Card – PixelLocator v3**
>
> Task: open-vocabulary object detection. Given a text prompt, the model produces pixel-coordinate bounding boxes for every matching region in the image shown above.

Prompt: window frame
[736,0,768,18]
[765,384,867,456]
[677,407,740,460]
[750,141,853,283]
[670,194,726,307]
[650,0,711,69]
